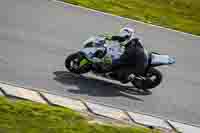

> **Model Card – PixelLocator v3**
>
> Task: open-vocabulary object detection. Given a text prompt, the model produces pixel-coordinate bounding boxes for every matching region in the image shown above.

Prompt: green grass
[64,0,200,35]
[0,97,159,133]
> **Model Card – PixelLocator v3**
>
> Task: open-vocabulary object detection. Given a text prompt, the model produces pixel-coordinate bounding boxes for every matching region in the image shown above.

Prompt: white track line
[51,0,200,38]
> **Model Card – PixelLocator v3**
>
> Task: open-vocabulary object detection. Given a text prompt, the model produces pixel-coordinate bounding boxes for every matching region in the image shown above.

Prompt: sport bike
[65,36,175,90]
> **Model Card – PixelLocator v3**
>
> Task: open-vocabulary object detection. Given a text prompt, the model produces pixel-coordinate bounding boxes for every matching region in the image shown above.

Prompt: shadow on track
[53,71,152,102]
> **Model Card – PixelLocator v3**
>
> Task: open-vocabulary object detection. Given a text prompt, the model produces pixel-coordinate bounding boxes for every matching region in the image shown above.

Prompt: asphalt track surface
[0,0,200,125]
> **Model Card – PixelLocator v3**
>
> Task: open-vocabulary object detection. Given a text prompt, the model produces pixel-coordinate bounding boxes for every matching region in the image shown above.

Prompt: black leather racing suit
[110,37,149,83]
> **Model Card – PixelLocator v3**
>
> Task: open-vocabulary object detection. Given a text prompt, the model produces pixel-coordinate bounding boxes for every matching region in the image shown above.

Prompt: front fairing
[80,47,98,59]
[83,36,96,46]
[80,47,106,61]
[83,36,107,47]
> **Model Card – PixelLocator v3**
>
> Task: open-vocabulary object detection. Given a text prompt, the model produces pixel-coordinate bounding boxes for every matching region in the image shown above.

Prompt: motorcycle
[65,36,175,90]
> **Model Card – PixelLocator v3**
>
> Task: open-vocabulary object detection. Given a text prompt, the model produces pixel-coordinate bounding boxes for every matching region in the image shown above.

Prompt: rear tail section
[150,53,175,67]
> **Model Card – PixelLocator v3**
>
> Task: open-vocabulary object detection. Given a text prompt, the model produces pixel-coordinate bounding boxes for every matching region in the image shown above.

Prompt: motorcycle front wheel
[65,52,91,74]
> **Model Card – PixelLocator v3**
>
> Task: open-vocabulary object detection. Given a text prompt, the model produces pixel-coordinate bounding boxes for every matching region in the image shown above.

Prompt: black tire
[65,52,91,74]
[132,68,162,90]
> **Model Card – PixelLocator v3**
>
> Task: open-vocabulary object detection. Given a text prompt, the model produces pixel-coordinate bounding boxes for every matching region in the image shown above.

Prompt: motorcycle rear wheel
[132,67,162,90]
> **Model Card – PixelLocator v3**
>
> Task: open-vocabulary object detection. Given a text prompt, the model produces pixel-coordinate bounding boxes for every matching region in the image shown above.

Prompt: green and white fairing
[81,35,125,65]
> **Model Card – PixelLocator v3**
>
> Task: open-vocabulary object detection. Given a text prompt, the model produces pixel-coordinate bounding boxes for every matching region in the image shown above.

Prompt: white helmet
[118,27,135,40]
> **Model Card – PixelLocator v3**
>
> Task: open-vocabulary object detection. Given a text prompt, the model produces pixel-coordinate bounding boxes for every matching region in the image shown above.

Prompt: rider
[92,27,149,83]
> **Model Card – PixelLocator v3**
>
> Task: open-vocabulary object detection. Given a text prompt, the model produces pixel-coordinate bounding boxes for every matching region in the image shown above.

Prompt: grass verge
[0,96,160,133]
[64,0,200,36]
